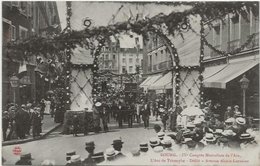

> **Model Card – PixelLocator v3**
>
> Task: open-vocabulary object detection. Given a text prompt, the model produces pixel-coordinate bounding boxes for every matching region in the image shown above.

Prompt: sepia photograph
[1,1,260,165]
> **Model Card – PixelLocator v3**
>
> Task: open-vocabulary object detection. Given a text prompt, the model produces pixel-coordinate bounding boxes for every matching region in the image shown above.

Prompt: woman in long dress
[44,99,51,114]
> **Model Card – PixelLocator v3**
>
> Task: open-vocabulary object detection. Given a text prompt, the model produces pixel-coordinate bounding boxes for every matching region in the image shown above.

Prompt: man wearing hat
[15,105,28,139]
[161,136,173,151]
[15,153,34,165]
[157,132,165,141]
[239,133,257,149]
[66,150,76,165]
[2,111,9,141]
[82,141,96,166]
[72,114,80,136]
[31,107,42,138]
[105,148,119,162]
[68,155,82,166]
[232,117,247,137]
[141,101,151,129]
[149,137,160,149]
[112,138,125,158]
[224,106,234,120]
[139,142,149,155]
[203,133,217,148]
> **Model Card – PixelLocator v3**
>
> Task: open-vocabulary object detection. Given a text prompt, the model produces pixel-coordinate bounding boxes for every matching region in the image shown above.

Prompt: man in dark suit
[141,101,151,129]
[82,141,96,166]
[112,139,125,159]
[100,102,109,132]
[117,102,124,128]
[15,105,27,139]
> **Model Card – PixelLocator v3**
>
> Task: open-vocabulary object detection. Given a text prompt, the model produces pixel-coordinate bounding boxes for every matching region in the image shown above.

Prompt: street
[3,118,159,165]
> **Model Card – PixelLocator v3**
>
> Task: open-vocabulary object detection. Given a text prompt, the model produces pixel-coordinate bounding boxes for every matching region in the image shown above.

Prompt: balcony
[228,39,240,52]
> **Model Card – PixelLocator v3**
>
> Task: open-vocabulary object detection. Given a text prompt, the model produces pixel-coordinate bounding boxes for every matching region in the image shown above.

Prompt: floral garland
[203,33,257,56]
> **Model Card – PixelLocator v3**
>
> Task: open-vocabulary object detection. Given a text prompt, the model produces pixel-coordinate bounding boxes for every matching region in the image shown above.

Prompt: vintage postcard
[2,1,260,165]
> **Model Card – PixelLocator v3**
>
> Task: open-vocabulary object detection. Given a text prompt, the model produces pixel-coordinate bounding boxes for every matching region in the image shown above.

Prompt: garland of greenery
[5,2,259,108]
[203,33,257,56]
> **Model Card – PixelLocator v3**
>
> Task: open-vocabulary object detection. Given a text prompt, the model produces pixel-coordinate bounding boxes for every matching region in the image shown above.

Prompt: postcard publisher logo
[12,146,22,155]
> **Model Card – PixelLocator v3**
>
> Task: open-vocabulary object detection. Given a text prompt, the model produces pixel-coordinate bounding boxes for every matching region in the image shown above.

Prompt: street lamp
[10,75,19,105]
[239,74,249,117]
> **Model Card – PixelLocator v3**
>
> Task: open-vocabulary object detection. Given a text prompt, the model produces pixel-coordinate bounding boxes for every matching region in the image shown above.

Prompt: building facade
[99,37,143,86]
[203,12,259,118]
[2,2,61,107]
[141,10,259,117]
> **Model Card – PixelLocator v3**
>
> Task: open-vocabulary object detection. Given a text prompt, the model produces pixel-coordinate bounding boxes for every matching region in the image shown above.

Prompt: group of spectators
[8,116,258,165]
[2,103,43,141]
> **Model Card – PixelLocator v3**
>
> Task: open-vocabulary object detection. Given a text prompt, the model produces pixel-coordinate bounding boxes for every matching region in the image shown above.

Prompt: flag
[18,61,27,79]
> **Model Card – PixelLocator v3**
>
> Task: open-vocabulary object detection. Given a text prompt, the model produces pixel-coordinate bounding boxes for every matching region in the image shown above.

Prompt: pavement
[2,116,162,165]
[2,115,62,146]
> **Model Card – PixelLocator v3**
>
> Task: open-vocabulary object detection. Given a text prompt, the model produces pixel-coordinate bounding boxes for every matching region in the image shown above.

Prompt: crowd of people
[8,114,258,165]
[2,103,43,141]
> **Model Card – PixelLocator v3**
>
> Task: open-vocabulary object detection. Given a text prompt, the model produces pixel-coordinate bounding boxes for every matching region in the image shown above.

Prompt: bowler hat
[112,139,124,145]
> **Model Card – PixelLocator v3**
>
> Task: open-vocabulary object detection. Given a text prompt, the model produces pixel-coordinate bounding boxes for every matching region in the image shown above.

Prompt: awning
[204,60,259,89]
[140,77,152,87]
[140,75,162,89]
[149,72,172,90]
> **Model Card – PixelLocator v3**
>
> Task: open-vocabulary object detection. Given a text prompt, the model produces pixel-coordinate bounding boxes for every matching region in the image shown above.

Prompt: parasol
[181,107,204,116]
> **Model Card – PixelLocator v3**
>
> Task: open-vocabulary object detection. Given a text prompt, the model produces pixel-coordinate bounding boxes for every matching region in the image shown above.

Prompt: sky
[56,2,190,48]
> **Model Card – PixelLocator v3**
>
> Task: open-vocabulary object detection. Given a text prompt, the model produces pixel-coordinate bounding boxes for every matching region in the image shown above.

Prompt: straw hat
[222,130,236,137]
[225,118,235,124]
[153,146,164,153]
[157,132,165,140]
[161,136,172,146]
[105,148,119,157]
[131,148,140,157]
[95,102,102,107]
[236,117,246,125]
[149,137,160,147]
[70,155,81,163]
[239,133,253,140]
[204,133,216,142]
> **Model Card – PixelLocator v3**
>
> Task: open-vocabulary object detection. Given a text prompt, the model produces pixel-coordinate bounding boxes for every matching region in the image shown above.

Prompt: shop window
[129,66,133,73]
[11,25,16,41]
[19,25,28,40]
